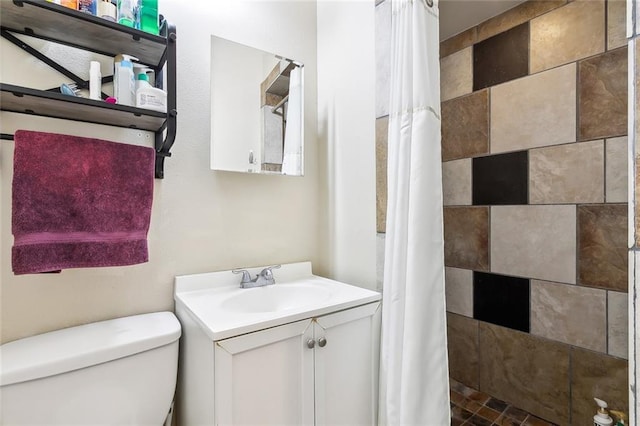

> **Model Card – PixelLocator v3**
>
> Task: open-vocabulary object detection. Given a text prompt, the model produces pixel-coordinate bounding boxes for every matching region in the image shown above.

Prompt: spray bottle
[594,398,613,426]
[113,54,138,106]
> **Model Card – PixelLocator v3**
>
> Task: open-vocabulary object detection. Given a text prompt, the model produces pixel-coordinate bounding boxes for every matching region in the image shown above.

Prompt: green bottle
[117,0,135,27]
[139,0,159,35]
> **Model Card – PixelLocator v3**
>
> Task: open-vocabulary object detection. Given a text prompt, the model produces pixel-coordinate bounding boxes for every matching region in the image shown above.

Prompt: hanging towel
[11,130,155,275]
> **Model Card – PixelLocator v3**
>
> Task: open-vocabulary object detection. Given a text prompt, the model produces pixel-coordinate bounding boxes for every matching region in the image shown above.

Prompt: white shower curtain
[282,66,303,175]
[378,0,450,424]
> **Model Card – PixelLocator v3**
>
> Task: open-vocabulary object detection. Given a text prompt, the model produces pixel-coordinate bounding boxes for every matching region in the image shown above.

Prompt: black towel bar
[1,133,15,140]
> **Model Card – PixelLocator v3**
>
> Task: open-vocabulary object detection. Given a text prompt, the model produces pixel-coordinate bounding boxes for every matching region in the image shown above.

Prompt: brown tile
[375,116,388,233]
[461,398,483,414]
[452,417,465,426]
[441,90,489,161]
[479,323,570,424]
[440,26,477,58]
[475,405,501,422]
[485,397,508,413]
[451,405,475,423]
[443,207,489,270]
[473,23,529,91]
[571,347,629,426]
[578,204,628,290]
[579,47,628,141]
[607,0,627,51]
[447,313,480,388]
[450,378,467,394]
[463,389,490,405]
[451,390,466,406]
[493,415,521,426]
[476,0,567,42]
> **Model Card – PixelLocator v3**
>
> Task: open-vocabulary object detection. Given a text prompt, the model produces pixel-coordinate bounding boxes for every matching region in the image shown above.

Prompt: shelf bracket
[154,21,177,179]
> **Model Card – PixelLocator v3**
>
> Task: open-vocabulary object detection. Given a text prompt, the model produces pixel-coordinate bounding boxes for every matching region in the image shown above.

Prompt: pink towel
[12,130,155,275]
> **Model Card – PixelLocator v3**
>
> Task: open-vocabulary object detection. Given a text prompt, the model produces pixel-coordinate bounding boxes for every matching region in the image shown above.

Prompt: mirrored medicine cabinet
[210,35,304,176]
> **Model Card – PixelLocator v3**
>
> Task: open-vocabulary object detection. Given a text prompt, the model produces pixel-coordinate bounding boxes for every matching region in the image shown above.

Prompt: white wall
[316,0,377,288]
[0,0,322,343]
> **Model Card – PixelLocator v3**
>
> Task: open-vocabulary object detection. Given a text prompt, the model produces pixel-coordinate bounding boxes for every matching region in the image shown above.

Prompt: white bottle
[135,72,167,112]
[594,398,613,426]
[89,61,101,100]
[113,54,138,106]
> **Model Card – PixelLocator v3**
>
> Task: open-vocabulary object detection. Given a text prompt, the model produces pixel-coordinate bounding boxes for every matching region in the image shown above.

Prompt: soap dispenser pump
[594,398,613,426]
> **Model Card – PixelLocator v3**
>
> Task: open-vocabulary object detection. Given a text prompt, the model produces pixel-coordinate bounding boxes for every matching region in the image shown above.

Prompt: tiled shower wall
[375,1,630,425]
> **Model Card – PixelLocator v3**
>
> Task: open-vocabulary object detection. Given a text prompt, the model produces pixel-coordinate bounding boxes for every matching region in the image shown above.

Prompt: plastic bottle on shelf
[89,61,101,100]
[139,0,159,35]
[46,0,78,9]
[117,0,136,27]
[97,0,116,21]
[113,54,138,106]
[135,71,166,112]
[78,0,97,15]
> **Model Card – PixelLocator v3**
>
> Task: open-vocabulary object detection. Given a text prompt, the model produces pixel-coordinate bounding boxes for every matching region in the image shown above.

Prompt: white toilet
[0,311,181,425]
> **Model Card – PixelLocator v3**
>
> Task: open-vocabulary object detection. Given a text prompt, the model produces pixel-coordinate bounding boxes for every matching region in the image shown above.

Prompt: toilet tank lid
[0,312,181,386]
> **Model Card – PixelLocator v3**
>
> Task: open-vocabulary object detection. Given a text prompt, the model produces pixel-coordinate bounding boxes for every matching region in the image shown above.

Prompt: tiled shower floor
[450,379,558,426]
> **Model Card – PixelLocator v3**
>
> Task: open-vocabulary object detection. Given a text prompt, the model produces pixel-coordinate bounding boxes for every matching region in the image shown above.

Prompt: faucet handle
[259,264,281,278]
[232,269,252,284]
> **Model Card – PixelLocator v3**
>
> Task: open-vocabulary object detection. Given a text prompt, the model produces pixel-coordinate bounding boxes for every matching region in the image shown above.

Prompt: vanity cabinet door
[214,319,315,425]
[313,302,381,426]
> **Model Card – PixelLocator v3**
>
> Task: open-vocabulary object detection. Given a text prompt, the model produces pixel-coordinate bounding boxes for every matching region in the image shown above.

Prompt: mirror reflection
[210,36,304,175]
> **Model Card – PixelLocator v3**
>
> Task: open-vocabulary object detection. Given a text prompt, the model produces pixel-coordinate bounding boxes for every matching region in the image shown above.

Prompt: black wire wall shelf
[0,0,177,178]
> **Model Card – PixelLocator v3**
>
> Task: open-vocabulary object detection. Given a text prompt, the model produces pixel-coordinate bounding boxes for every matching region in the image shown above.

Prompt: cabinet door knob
[306,339,316,349]
[318,337,327,347]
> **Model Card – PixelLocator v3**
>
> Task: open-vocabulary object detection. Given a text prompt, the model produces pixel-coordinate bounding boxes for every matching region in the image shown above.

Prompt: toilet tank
[0,312,181,426]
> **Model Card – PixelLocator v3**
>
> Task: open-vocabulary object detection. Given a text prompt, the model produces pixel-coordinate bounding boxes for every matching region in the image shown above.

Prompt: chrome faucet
[232,265,281,288]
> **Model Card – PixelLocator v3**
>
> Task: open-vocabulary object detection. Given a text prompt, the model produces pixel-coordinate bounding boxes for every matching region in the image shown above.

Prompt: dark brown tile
[461,398,483,414]
[452,405,475,423]
[463,389,491,405]
[571,347,629,426]
[473,23,529,91]
[451,390,466,406]
[493,415,521,426]
[450,378,467,394]
[579,47,628,141]
[442,90,489,162]
[441,26,478,58]
[447,313,480,389]
[476,0,567,42]
[578,204,628,290]
[472,151,528,205]
[452,417,465,426]
[444,207,489,270]
[503,405,529,422]
[376,116,388,233]
[479,323,570,425]
[474,271,530,333]
[465,415,493,426]
[485,397,509,413]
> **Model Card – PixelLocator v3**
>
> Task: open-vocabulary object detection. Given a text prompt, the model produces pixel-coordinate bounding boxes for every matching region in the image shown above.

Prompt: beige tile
[530,0,605,73]
[608,0,628,50]
[375,0,391,118]
[442,158,471,206]
[531,280,606,352]
[444,207,489,271]
[376,116,388,233]
[491,64,576,154]
[440,47,472,102]
[479,323,570,425]
[571,347,629,426]
[442,89,489,161]
[491,205,576,284]
[476,0,567,43]
[445,267,473,317]
[606,136,628,203]
[447,313,479,389]
[608,291,629,359]
[578,204,628,291]
[529,140,604,204]
[440,27,477,58]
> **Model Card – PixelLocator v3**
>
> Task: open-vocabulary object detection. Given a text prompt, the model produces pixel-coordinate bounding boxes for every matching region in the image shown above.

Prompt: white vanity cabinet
[213,302,380,426]
[174,262,382,426]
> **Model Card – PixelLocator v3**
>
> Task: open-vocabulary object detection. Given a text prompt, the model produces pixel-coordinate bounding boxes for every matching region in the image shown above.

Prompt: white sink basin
[220,283,332,313]
[174,262,381,340]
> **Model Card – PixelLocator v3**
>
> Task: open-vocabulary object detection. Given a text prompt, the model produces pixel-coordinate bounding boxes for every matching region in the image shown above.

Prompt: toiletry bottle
[139,0,159,35]
[113,54,138,106]
[46,0,78,9]
[610,410,627,426]
[594,398,613,426]
[89,61,101,100]
[135,71,167,112]
[97,0,116,21]
[117,0,136,27]
[78,0,97,15]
